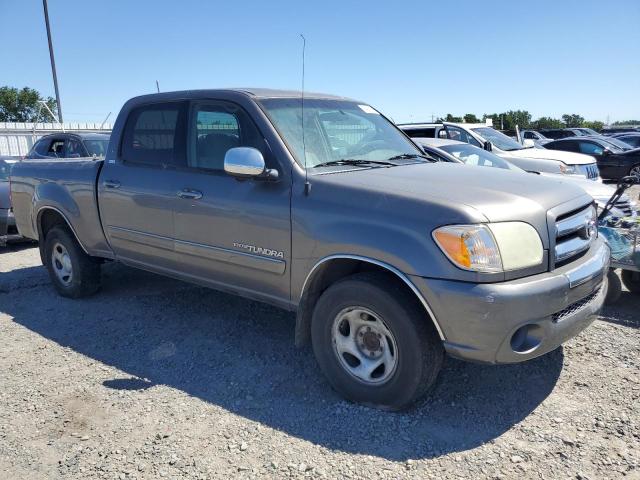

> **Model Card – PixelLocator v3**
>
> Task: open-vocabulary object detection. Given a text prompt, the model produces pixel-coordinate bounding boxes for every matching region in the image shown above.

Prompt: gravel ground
[0,244,638,480]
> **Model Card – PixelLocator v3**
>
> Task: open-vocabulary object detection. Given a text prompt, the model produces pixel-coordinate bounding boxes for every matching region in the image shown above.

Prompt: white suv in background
[399,122,601,182]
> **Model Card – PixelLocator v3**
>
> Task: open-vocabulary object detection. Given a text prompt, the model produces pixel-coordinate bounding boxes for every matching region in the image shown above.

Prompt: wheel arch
[294,255,445,347]
[36,207,89,263]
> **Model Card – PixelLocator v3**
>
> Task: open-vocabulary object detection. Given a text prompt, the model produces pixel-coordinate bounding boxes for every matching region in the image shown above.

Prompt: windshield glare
[258,98,423,168]
[440,144,521,171]
[471,127,524,151]
[84,139,109,157]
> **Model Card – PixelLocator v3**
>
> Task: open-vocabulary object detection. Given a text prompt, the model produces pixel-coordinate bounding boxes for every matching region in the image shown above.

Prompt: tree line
[440,111,610,131]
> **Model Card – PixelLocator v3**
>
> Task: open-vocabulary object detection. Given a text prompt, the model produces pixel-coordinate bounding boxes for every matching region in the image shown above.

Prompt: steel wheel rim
[331,306,398,385]
[51,242,73,286]
[630,165,640,179]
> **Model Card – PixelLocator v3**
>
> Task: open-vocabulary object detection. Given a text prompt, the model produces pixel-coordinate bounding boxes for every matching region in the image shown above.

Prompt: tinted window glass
[403,128,436,138]
[619,136,640,148]
[31,138,50,156]
[578,142,604,155]
[190,102,264,171]
[84,139,109,158]
[65,139,84,157]
[548,141,579,152]
[121,103,186,166]
[47,139,65,157]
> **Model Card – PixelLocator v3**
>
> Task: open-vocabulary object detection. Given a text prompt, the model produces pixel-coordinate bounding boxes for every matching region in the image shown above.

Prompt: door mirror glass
[224,147,266,177]
[483,141,492,152]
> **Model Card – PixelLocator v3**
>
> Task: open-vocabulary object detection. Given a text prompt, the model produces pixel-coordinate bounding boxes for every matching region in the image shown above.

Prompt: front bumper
[412,240,609,364]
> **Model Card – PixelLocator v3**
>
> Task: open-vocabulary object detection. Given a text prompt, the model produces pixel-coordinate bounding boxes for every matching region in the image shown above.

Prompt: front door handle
[103,180,121,189]
[177,189,203,200]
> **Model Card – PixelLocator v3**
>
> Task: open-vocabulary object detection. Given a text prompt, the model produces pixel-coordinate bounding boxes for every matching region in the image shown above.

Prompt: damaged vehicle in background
[399,122,602,181]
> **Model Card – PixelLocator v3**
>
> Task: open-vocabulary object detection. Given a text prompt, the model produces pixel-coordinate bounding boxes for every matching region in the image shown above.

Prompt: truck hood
[317,162,591,223]
[506,147,596,165]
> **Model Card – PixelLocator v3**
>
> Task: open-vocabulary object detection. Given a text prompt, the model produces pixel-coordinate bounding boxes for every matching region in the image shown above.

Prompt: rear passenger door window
[189,102,265,172]
[121,102,187,167]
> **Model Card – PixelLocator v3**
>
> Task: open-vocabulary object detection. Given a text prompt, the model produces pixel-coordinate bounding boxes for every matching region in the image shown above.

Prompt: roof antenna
[156,80,160,93]
[300,34,311,196]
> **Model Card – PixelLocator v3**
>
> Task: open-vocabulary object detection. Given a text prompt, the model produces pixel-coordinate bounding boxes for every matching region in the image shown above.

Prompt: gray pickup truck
[10,89,609,410]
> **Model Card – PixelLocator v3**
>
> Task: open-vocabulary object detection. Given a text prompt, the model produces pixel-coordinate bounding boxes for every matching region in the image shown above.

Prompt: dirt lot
[0,245,638,480]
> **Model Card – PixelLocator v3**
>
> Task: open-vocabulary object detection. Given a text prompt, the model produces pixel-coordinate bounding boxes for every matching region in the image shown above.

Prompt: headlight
[433,222,544,272]
[559,164,577,175]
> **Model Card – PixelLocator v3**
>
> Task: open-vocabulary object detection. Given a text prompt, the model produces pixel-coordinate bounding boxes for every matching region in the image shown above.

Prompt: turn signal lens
[433,225,503,272]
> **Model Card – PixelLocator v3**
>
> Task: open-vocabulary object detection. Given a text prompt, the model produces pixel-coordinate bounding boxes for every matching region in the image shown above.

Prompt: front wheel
[621,270,640,294]
[311,272,443,410]
[629,164,640,180]
[44,226,101,298]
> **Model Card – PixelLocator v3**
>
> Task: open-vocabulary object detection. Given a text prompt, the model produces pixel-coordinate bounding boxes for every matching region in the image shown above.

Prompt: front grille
[554,204,597,265]
[552,285,602,323]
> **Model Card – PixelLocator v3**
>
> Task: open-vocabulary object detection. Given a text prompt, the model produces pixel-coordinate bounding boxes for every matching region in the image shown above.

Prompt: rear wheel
[44,226,101,298]
[621,270,640,294]
[629,164,640,180]
[311,272,443,410]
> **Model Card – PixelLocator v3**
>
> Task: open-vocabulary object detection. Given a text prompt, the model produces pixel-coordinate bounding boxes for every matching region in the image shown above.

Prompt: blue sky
[1,0,638,123]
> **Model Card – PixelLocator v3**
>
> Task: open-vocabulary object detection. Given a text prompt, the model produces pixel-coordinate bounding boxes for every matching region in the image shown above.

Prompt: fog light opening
[510,324,544,354]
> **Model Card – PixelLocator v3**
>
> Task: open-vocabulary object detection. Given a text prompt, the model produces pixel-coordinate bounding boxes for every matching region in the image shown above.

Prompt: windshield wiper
[386,153,435,162]
[313,159,398,168]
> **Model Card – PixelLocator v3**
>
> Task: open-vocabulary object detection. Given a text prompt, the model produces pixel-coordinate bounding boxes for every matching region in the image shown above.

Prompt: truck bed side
[10,158,114,259]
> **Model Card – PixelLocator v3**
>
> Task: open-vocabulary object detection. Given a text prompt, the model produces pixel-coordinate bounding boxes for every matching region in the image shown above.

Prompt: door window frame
[185,99,272,177]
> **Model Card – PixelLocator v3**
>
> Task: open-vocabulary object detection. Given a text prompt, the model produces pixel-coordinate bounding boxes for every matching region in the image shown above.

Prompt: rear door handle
[103,180,121,189]
[177,189,203,200]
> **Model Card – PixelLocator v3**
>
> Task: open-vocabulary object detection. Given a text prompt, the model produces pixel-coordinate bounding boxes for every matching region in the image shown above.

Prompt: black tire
[44,226,101,298]
[311,272,443,410]
[621,269,640,294]
[605,269,622,304]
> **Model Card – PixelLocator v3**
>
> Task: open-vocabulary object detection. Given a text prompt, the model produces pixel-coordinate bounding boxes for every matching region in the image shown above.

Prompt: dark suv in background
[26,133,110,159]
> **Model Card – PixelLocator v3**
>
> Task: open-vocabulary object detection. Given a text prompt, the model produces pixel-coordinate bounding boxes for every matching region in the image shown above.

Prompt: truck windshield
[84,140,109,158]
[258,98,424,169]
[471,127,525,152]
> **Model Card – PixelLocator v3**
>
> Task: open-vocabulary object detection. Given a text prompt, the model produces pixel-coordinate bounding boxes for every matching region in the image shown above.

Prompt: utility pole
[42,0,63,123]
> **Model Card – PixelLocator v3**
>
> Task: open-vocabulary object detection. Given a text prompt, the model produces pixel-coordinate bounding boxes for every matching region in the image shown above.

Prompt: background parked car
[0,156,22,245]
[538,129,577,139]
[612,133,640,149]
[521,130,552,146]
[26,133,110,159]
[601,127,640,136]
[400,122,601,181]
[415,138,636,218]
[544,136,640,181]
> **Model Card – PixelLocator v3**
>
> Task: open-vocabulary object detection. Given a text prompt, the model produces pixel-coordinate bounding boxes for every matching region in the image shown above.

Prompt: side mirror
[483,141,492,152]
[224,147,279,181]
[602,148,611,156]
